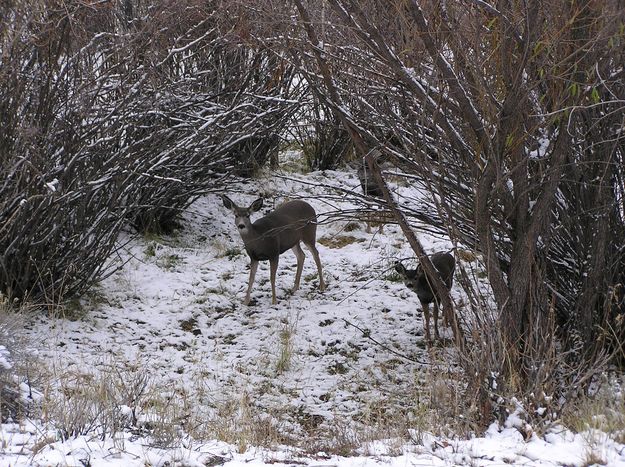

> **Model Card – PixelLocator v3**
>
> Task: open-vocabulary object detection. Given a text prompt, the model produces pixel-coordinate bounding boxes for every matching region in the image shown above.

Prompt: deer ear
[221,195,235,210]
[250,198,264,212]
[394,262,406,275]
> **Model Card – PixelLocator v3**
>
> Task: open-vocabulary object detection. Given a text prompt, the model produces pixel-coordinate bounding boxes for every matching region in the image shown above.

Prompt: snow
[3,422,624,467]
[0,345,12,370]
[529,137,551,160]
[2,164,625,466]
[44,179,59,193]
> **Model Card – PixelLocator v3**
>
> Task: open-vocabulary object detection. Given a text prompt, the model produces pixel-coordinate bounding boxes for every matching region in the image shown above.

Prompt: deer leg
[304,241,325,291]
[269,257,279,305]
[291,243,305,292]
[422,302,432,343]
[244,259,258,305]
[443,301,452,328]
[444,302,456,338]
[433,301,440,340]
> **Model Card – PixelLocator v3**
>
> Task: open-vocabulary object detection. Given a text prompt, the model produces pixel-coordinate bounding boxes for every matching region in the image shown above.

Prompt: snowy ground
[2,161,625,466]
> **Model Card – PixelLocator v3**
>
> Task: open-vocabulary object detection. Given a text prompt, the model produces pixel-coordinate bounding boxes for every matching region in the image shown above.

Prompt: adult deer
[221,195,325,305]
[395,251,455,342]
[356,152,395,234]
[357,161,384,234]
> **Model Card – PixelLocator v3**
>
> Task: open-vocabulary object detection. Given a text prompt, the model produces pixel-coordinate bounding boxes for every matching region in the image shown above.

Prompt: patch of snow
[0,345,12,370]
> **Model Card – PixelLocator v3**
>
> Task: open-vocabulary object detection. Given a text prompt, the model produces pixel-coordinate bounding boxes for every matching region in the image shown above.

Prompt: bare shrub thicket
[0,0,299,302]
[290,98,353,170]
[277,0,625,426]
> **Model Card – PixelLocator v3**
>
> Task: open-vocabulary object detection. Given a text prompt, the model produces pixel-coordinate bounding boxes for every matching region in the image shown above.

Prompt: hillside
[2,163,624,466]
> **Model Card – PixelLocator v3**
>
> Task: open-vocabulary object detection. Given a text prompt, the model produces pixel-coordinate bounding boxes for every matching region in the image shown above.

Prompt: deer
[221,195,325,305]
[357,161,384,234]
[394,251,455,342]
[356,154,394,234]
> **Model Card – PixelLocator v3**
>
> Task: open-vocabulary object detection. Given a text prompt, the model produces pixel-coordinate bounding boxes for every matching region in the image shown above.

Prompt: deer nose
[237,224,246,230]
[406,283,414,288]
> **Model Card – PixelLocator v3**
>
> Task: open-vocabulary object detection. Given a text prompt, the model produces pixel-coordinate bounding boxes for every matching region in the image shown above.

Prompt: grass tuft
[275,314,298,375]
[561,374,625,444]
[318,235,363,249]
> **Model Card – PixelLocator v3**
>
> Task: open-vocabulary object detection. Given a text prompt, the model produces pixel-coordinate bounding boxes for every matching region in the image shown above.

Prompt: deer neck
[239,221,267,246]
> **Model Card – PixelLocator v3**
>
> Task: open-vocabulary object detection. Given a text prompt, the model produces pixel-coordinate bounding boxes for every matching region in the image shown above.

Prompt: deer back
[246,200,317,260]
[426,252,455,289]
[357,164,383,197]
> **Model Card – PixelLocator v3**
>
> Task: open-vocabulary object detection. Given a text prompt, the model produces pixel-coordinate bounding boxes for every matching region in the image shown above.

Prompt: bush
[291,100,353,171]
[0,0,300,301]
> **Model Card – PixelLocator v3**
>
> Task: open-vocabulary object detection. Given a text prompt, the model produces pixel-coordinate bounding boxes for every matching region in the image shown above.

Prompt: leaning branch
[365,151,466,351]
[293,0,465,351]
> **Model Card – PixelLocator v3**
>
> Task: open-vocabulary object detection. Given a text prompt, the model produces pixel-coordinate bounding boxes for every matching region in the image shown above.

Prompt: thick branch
[293,0,465,350]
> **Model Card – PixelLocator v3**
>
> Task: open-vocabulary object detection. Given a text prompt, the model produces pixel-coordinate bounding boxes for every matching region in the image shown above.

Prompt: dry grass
[7,346,459,457]
[6,288,622,460]
[34,358,297,452]
[206,390,296,453]
[38,360,149,442]
[318,235,364,249]
[0,297,36,423]
[561,374,625,444]
[275,314,298,375]
[18,330,623,458]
